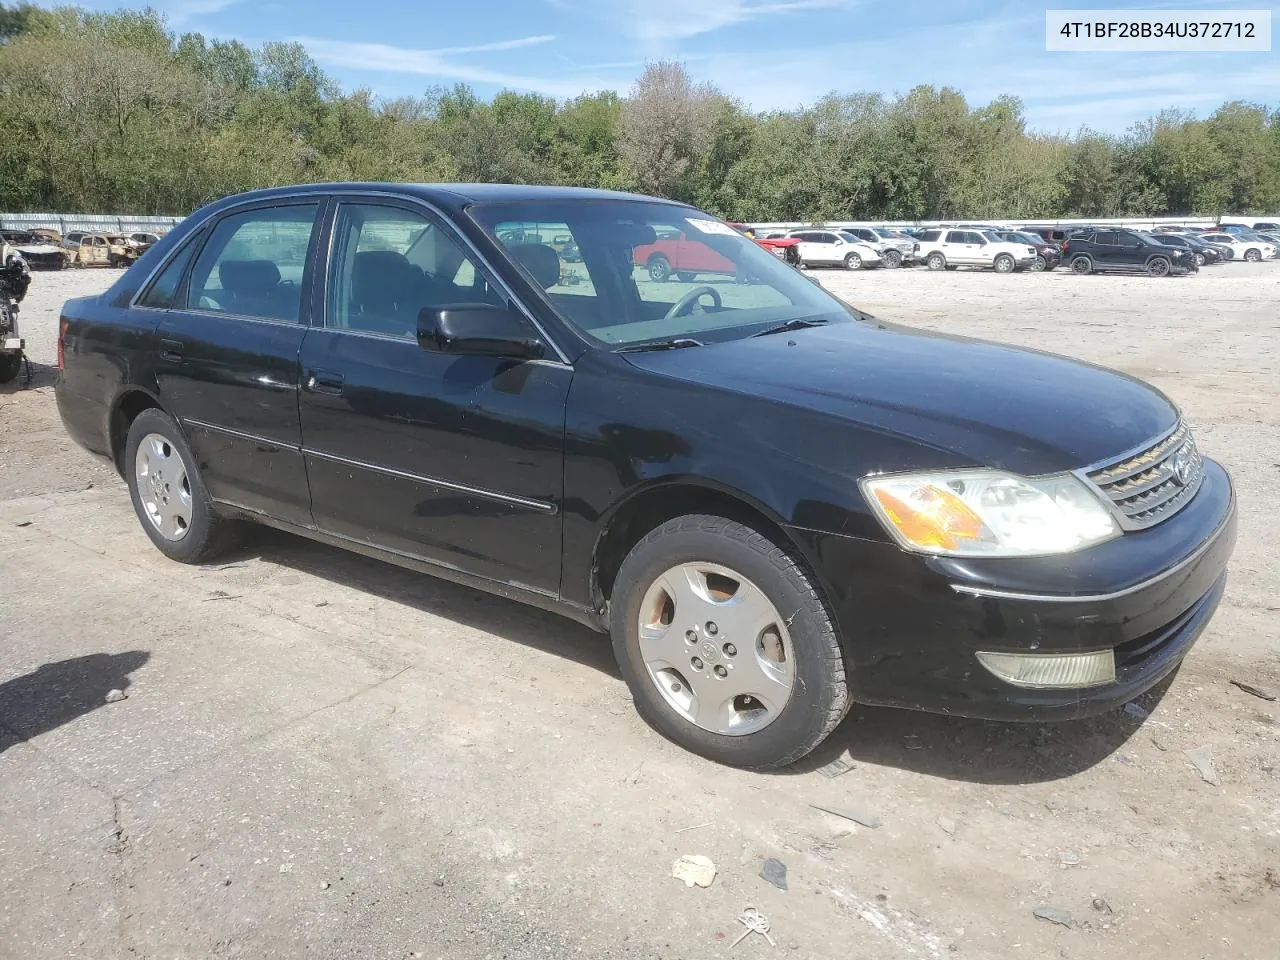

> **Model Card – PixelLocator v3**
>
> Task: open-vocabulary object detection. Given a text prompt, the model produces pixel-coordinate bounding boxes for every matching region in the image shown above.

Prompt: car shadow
[0,651,151,755]
[0,356,54,392]
[787,670,1179,785]
[226,528,620,679]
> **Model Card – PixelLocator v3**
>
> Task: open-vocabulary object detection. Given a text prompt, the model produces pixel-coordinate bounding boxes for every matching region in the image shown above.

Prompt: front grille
[1085,422,1204,530]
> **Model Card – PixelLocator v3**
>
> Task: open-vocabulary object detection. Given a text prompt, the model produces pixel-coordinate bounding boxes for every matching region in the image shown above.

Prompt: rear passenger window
[137,234,200,309]
[186,204,319,322]
[918,230,941,242]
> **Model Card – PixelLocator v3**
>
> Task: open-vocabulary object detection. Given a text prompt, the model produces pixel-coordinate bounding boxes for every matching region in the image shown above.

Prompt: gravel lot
[2,262,1278,960]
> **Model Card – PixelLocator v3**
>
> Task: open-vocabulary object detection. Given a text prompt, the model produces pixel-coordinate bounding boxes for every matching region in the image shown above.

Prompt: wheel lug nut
[691,657,704,670]
[671,682,682,693]
[706,622,718,635]
[685,630,697,643]
[723,643,737,657]
[714,665,728,678]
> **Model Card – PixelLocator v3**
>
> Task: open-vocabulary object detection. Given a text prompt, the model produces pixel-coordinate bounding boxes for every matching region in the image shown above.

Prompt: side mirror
[417,304,545,360]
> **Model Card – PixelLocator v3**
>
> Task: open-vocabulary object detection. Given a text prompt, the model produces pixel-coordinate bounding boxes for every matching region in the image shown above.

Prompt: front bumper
[786,457,1237,721]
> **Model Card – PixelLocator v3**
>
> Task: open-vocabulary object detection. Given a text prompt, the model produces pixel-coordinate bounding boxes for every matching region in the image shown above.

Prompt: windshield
[468,199,854,348]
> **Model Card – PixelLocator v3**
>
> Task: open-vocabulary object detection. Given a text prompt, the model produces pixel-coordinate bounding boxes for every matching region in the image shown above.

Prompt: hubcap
[637,562,795,736]
[134,433,193,541]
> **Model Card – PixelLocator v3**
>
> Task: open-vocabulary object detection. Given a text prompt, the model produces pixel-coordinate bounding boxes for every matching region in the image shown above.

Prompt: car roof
[202,181,681,214]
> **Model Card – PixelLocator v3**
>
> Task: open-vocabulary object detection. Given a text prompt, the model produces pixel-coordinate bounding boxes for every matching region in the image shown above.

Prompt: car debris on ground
[671,854,716,888]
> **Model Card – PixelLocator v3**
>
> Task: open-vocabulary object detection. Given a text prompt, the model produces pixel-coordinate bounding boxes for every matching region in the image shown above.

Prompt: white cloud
[161,0,243,28]
[297,37,617,99]
[554,0,856,43]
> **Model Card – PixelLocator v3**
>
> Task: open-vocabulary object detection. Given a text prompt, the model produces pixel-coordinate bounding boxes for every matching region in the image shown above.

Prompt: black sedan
[54,184,1237,769]
[1143,231,1223,266]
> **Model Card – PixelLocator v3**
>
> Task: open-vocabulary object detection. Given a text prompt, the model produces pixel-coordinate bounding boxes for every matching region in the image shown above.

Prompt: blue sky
[84,0,1280,132]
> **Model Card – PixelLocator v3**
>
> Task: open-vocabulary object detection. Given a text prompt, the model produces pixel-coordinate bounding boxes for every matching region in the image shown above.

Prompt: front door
[152,199,323,527]
[297,198,572,595]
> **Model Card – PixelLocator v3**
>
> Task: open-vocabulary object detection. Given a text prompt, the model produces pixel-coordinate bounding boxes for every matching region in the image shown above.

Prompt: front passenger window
[327,203,503,339]
[186,204,318,322]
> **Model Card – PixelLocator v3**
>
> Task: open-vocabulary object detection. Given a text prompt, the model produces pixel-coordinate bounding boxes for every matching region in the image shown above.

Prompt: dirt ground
[1,262,1277,960]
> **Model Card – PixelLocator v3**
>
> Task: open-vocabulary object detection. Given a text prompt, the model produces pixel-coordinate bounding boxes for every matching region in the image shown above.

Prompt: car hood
[621,319,1178,475]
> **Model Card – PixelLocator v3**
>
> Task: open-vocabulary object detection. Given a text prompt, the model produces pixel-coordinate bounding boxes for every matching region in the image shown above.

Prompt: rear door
[296,197,571,593]
[152,199,323,527]
[1091,231,1124,268]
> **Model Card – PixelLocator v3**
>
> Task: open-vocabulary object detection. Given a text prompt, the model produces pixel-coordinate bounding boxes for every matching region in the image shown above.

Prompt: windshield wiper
[615,337,704,353]
[751,317,829,338]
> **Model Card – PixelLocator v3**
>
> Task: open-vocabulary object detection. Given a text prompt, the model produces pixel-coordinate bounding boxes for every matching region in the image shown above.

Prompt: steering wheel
[663,285,722,320]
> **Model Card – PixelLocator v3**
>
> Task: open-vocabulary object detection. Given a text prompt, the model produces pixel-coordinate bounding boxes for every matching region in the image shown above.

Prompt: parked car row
[729,220,1279,279]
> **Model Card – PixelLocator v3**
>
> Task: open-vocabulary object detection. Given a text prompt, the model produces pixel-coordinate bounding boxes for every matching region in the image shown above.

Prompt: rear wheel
[647,254,672,282]
[993,253,1015,273]
[926,252,946,271]
[0,352,21,384]
[1147,257,1171,277]
[843,252,862,270]
[610,515,850,769]
[124,408,239,563]
[1070,255,1093,275]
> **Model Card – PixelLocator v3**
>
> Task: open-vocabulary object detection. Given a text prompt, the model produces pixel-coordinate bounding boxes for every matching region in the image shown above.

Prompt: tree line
[1,4,1278,220]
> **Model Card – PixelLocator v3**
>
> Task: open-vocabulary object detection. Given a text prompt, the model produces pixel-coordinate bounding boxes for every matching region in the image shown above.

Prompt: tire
[610,514,850,769]
[1070,255,1093,275]
[993,254,1015,273]
[0,352,21,384]
[784,247,801,267]
[1146,257,1171,278]
[881,249,903,268]
[1244,248,1261,262]
[1194,253,1205,266]
[124,408,239,563]
[926,252,946,271]
[675,271,696,282]
[1030,255,1046,272]
[843,252,862,270]
[647,254,672,282]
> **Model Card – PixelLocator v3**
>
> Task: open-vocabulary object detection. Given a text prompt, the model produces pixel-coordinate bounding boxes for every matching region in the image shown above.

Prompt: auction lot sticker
[1046,9,1271,50]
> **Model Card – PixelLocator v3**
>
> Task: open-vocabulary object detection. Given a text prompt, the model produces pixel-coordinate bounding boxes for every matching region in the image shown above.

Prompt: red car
[632,226,738,281]
[728,222,802,266]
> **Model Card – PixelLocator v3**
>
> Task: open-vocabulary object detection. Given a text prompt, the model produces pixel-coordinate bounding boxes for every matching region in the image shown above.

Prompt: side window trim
[182,198,327,326]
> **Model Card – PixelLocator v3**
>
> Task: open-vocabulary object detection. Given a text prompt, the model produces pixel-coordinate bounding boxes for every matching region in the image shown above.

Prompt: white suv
[784,230,883,270]
[1198,232,1276,262]
[915,228,1037,273]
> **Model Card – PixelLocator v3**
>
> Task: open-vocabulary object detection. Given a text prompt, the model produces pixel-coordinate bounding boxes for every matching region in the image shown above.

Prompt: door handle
[158,338,183,362]
[305,369,344,395]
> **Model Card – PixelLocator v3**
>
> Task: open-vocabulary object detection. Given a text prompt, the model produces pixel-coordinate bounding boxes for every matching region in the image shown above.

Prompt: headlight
[860,470,1119,557]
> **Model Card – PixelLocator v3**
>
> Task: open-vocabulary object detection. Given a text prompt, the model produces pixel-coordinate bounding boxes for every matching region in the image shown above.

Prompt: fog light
[975,650,1115,689]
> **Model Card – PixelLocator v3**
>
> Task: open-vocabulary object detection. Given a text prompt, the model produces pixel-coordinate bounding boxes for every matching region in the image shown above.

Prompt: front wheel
[1030,255,1047,272]
[1194,253,1205,266]
[124,408,239,563]
[881,249,903,268]
[843,252,862,270]
[993,253,1015,273]
[1147,256,1171,277]
[675,271,696,282]
[610,515,850,769]
[1244,248,1261,262]
[926,252,946,271]
[1070,255,1093,275]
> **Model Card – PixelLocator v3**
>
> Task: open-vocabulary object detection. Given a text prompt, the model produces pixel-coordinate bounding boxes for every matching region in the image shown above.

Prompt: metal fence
[0,212,186,235]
